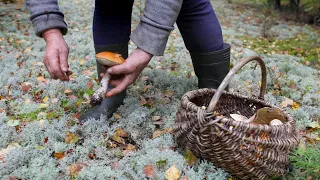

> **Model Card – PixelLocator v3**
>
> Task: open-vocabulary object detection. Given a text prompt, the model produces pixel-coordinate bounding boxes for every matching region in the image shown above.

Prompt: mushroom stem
[90,72,111,105]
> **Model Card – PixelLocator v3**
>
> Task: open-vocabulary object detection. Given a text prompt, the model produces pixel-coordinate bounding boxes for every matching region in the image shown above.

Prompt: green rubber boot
[190,43,231,89]
[79,43,128,123]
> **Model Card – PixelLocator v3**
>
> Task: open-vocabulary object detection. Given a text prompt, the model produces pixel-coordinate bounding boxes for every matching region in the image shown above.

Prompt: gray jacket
[25,0,183,56]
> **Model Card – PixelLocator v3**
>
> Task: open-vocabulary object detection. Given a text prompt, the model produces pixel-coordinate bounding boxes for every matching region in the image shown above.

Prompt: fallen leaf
[65,132,79,144]
[64,89,72,94]
[0,143,21,163]
[152,116,161,121]
[72,112,81,119]
[111,134,123,144]
[125,144,136,151]
[24,98,31,104]
[37,76,47,82]
[87,80,93,90]
[164,90,174,97]
[184,149,197,166]
[38,103,48,109]
[21,82,31,93]
[53,152,65,160]
[280,97,294,108]
[140,96,148,106]
[79,59,85,65]
[113,113,121,119]
[165,165,180,180]
[7,120,20,127]
[153,128,172,139]
[292,102,300,110]
[116,128,128,138]
[43,96,49,103]
[143,165,155,179]
[68,162,87,177]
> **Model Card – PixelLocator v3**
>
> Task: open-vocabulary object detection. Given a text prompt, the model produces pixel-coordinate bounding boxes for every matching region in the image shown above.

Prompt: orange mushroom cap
[95,51,125,66]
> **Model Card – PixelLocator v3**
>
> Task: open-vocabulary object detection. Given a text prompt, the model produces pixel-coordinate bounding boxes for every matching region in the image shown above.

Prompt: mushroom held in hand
[90,52,125,106]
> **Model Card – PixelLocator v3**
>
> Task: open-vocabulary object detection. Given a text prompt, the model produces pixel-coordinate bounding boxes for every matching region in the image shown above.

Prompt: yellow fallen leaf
[116,128,128,138]
[37,76,46,82]
[65,132,79,144]
[111,134,123,144]
[38,103,48,109]
[165,165,180,180]
[292,102,300,110]
[79,59,85,65]
[43,96,49,103]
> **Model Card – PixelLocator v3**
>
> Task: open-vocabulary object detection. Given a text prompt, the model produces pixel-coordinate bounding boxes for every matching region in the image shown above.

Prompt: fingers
[44,49,69,81]
[107,62,134,75]
[59,45,69,73]
[106,78,131,97]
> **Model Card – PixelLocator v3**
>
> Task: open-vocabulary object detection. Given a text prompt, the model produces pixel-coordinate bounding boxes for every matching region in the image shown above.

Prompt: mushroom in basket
[90,52,125,105]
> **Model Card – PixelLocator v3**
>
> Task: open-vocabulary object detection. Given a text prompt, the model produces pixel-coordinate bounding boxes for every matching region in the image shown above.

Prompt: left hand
[103,48,153,97]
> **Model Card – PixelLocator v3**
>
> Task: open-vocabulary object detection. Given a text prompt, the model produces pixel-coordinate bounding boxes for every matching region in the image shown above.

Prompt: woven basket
[173,56,299,180]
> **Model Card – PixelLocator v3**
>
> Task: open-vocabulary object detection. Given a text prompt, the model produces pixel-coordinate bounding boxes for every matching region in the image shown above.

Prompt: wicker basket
[173,56,299,180]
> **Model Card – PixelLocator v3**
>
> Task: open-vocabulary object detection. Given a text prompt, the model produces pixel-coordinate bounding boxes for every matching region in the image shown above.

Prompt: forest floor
[0,0,319,179]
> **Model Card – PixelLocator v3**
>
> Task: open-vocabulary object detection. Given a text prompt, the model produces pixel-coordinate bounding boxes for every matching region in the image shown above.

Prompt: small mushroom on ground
[90,52,125,105]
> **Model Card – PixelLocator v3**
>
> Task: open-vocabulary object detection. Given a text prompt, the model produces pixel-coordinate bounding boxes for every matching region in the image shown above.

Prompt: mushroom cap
[95,52,125,66]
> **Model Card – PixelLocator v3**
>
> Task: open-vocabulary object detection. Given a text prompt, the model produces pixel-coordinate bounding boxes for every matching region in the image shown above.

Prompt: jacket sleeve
[25,0,68,37]
[130,0,183,56]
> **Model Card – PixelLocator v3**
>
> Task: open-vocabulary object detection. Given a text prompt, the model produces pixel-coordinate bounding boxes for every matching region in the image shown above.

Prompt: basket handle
[207,56,267,112]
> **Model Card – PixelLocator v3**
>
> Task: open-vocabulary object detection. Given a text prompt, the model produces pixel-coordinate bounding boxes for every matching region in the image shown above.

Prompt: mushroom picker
[90,52,125,105]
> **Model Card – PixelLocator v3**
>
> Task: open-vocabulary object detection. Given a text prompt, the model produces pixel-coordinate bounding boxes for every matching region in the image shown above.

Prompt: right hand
[43,29,71,81]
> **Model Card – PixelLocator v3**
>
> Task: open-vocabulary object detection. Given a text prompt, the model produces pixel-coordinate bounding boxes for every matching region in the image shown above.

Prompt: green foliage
[289,144,320,178]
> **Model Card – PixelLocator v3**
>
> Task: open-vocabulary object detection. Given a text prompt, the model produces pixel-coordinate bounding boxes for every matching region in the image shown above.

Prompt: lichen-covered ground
[0,0,319,179]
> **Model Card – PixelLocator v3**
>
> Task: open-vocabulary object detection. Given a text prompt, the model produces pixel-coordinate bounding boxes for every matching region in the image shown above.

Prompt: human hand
[43,29,71,81]
[104,48,153,97]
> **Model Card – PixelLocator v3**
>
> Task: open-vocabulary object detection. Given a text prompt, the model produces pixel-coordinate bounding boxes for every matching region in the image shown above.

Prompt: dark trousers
[93,0,223,53]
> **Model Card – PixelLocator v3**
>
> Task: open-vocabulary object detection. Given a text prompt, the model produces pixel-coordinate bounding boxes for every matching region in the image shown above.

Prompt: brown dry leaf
[113,113,121,119]
[68,162,87,177]
[125,144,136,151]
[143,165,155,179]
[280,97,294,108]
[21,82,31,93]
[87,80,93,90]
[53,152,65,160]
[152,130,163,139]
[72,112,81,119]
[116,128,129,138]
[140,96,148,106]
[165,165,180,180]
[292,102,300,110]
[184,149,197,166]
[65,132,79,144]
[152,128,172,139]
